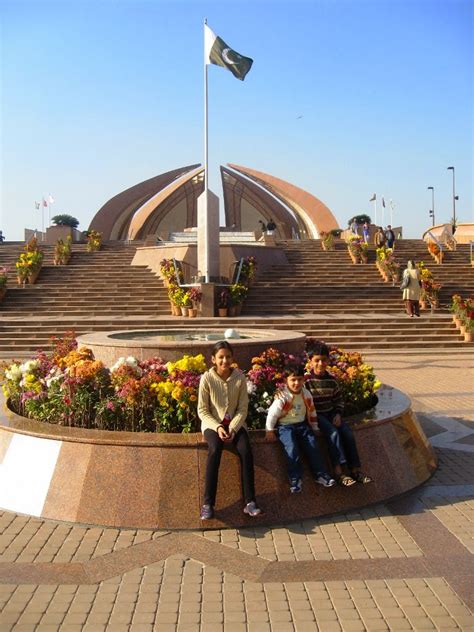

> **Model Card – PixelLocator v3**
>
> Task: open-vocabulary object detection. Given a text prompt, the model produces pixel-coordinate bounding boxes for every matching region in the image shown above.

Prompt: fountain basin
[0,386,437,529]
[77,328,306,368]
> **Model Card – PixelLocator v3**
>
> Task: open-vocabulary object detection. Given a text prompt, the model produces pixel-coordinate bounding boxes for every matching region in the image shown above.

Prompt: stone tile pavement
[0,352,473,631]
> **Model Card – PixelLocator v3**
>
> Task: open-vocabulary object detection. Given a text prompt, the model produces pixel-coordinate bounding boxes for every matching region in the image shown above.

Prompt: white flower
[262,391,269,398]
[5,364,22,381]
[256,406,265,413]
[19,359,39,375]
[246,380,256,395]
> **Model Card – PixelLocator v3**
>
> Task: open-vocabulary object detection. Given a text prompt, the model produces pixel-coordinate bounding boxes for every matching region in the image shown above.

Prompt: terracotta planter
[361,255,369,264]
[188,308,197,318]
[464,331,473,342]
[27,268,41,284]
[228,305,238,317]
[419,299,427,310]
[171,304,180,316]
[180,307,189,317]
[235,303,243,315]
[218,308,228,317]
[17,275,27,286]
[453,315,461,327]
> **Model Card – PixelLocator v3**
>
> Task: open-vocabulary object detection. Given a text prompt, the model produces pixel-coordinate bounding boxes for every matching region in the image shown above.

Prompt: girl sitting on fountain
[198,340,262,521]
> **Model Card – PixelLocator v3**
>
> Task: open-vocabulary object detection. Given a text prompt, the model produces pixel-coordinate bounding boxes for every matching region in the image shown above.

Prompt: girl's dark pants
[203,428,256,506]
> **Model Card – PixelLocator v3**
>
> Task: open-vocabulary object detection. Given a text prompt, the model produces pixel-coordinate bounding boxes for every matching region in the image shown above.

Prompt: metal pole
[428,186,435,226]
[447,166,456,227]
[204,19,209,196]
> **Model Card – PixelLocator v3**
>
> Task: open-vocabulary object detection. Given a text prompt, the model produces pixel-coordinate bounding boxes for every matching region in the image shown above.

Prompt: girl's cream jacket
[198,367,249,434]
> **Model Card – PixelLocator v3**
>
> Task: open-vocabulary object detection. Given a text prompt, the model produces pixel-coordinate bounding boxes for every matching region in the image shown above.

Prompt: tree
[348,214,371,226]
[51,214,79,228]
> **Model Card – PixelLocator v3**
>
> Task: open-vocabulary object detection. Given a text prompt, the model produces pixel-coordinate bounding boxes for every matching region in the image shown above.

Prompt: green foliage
[348,214,371,226]
[51,214,79,228]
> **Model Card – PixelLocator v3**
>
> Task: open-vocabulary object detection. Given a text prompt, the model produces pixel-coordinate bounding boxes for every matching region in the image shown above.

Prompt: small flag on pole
[48,194,55,204]
[204,24,253,81]
[35,201,40,210]
[42,199,48,207]
[369,193,376,202]
[381,196,386,207]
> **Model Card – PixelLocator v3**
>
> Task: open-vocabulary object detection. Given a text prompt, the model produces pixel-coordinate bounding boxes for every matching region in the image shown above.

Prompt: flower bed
[2,334,381,433]
[449,294,474,341]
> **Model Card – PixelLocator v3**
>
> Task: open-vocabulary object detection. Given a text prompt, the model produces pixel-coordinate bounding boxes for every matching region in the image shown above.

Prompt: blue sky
[1,0,472,240]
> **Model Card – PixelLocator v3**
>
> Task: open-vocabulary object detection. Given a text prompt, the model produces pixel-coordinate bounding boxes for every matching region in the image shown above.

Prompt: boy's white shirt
[266,385,317,431]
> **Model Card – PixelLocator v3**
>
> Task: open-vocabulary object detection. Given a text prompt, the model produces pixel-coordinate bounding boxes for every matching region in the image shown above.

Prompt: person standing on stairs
[400,260,421,317]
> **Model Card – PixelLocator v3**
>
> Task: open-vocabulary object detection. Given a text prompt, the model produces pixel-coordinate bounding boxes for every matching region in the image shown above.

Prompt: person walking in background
[385,225,395,248]
[350,219,358,235]
[266,218,276,235]
[374,226,386,248]
[198,341,261,520]
[400,260,421,317]
[362,222,370,244]
[0,230,5,243]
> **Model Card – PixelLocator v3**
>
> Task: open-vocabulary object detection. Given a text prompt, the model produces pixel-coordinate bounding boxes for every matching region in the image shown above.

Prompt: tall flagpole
[373,198,377,227]
[204,18,209,197]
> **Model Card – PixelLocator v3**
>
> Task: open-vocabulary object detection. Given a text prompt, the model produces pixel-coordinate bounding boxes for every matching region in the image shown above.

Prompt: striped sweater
[305,371,344,415]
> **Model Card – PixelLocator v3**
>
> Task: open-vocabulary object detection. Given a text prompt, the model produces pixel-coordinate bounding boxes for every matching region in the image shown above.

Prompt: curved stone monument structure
[0,386,437,530]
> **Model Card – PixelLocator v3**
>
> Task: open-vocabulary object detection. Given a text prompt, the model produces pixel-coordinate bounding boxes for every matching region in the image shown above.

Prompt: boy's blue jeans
[277,421,327,481]
[317,413,361,469]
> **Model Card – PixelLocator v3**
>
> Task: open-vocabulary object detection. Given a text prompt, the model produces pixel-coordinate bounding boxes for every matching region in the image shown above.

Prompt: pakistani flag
[204,24,253,81]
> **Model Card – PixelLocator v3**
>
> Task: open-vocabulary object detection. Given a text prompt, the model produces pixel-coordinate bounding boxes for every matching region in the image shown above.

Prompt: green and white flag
[204,24,253,81]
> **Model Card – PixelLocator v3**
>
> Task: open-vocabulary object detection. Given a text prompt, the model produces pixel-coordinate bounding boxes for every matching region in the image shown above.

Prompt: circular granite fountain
[0,328,437,529]
[76,328,306,368]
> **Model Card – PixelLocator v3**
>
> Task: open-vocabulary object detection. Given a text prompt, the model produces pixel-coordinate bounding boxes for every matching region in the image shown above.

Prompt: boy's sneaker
[200,504,214,520]
[289,478,302,493]
[243,501,262,517]
[315,472,336,487]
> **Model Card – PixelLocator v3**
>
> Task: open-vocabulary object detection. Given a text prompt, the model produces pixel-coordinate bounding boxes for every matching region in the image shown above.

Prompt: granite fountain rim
[0,385,410,447]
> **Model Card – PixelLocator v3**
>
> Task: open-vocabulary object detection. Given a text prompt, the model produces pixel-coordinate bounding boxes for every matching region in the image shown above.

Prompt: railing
[171,258,246,286]
[171,258,200,287]
[425,231,443,259]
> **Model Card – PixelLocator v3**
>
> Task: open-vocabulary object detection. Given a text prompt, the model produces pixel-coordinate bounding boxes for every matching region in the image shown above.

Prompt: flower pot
[27,268,41,285]
[464,331,473,342]
[188,308,197,318]
[361,255,369,264]
[218,308,228,317]
[181,307,189,317]
[453,315,461,327]
[419,299,427,310]
[235,303,243,315]
[0,287,6,302]
[228,305,237,317]
[171,304,180,316]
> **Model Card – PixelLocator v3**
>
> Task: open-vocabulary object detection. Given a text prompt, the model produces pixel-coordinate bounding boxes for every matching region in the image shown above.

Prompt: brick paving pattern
[0,352,473,630]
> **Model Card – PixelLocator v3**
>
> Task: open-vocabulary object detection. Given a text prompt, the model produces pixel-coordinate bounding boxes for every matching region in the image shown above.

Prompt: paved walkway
[0,352,473,631]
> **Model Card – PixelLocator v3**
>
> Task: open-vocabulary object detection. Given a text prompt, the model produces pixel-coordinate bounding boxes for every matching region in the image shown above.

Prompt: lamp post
[447,166,459,229]
[427,186,435,226]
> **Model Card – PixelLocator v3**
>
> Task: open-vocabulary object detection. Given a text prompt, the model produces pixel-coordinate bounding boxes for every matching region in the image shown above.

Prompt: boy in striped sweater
[266,365,335,493]
[305,342,373,487]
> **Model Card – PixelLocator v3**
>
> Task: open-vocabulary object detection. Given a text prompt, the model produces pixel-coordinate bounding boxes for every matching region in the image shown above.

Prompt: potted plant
[188,287,202,318]
[321,232,335,251]
[229,283,248,315]
[0,267,8,301]
[346,236,362,264]
[427,241,443,264]
[86,230,102,252]
[449,294,463,327]
[167,284,181,316]
[54,236,72,265]
[360,242,369,263]
[15,238,44,285]
[217,287,230,317]
[240,256,257,285]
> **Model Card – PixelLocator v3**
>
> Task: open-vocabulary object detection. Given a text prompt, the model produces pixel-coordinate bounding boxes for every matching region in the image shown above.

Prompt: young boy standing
[266,366,335,493]
[305,342,373,487]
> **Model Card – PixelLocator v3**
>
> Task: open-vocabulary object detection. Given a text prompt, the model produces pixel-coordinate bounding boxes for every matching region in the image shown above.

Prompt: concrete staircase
[0,239,473,358]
